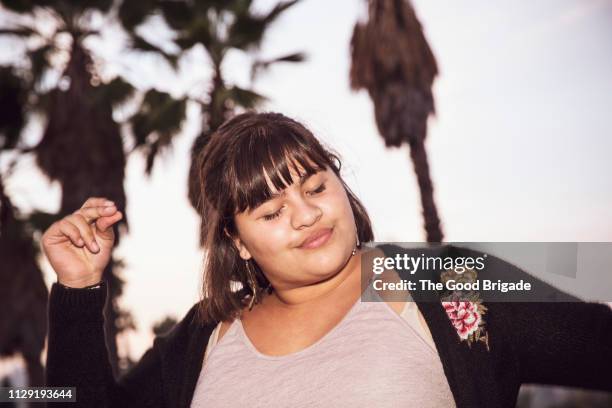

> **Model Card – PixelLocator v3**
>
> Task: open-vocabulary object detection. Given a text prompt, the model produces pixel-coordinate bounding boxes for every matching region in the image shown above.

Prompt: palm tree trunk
[34,39,129,378]
[0,175,48,395]
[188,58,230,213]
[408,138,443,242]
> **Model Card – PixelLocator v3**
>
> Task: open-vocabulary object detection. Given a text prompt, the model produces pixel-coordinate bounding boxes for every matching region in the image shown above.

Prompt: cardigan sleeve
[45,280,167,407]
[440,245,612,392]
[507,300,612,391]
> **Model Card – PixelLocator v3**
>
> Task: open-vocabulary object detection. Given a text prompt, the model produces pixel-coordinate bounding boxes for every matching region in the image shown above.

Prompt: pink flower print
[442,301,482,340]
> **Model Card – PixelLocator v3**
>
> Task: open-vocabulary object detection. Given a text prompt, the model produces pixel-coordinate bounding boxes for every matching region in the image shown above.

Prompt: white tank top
[190,287,456,407]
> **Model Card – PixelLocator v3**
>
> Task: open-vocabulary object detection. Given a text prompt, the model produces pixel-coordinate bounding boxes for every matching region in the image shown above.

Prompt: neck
[267,249,363,310]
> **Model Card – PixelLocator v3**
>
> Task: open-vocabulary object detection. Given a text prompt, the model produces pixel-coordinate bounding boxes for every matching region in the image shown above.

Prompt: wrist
[57,277,104,289]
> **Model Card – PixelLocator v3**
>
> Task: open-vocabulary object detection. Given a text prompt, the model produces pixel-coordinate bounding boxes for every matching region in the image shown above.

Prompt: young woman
[43,112,612,407]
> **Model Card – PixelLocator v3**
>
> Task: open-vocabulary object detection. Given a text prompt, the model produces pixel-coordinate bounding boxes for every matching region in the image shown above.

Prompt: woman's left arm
[506,301,612,391]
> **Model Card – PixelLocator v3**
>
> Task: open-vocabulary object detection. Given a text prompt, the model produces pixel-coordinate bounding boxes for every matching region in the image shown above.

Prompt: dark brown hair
[194,112,374,325]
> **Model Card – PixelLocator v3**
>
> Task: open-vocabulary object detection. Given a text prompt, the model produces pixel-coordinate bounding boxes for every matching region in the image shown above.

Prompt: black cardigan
[45,245,612,407]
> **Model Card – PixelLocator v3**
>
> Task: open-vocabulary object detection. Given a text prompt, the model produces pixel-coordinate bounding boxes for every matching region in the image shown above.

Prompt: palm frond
[0,26,37,38]
[71,0,113,14]
[226,0,254,16]
[128,89,187,174]
[128,33,179,68]
[93,76,136,108]
[0,0,39,13]
[227,13,265,50]
[157,0,193,31]
[174,18,214,51]
[117,0,155,31]
[225,85,267,109]
[227,0,299,51]
[250,51,305,80]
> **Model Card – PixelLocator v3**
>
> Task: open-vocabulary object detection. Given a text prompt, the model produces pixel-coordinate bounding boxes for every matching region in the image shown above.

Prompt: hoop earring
[245,259,259,311]
[352,233,360,256]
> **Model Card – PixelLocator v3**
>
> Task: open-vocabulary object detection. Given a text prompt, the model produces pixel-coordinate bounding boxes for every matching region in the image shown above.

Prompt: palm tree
[0,171,49,389]
[0,0,138,377]
[350,0,443,242]
[118,0,305,225]
[0,60,49,394]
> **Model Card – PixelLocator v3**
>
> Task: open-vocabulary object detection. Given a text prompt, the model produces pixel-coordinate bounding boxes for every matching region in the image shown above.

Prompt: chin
[301,244,352,278]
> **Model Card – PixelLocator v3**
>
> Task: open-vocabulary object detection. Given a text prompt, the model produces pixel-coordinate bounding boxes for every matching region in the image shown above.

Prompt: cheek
[323,187,355,225]
[247,223,289,254]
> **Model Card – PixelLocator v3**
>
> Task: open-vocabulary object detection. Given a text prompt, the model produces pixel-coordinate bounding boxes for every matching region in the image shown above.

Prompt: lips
[299,228,334,249]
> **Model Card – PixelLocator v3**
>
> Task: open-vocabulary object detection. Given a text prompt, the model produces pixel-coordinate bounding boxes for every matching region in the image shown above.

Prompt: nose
[290,197,322,230]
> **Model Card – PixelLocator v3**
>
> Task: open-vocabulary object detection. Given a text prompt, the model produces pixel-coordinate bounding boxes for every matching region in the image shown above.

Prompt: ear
[225,228,252,260]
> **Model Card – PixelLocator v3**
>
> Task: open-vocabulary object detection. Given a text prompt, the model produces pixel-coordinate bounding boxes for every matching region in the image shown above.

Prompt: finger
[57,219,86,247]
[96,211,123,234]
[65,214,99,253]
[81,197,114,210]
[76,204,117,224]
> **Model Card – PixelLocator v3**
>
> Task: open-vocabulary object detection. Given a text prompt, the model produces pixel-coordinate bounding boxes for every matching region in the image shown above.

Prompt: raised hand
[41,197,123,288]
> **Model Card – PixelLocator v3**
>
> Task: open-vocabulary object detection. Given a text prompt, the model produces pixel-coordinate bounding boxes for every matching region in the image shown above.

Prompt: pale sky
[3,0,612,360]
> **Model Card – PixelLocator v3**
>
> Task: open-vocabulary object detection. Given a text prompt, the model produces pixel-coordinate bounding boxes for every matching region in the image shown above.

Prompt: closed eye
[263,208,282,221]
[308,183,326,195]
[261,183,326,221]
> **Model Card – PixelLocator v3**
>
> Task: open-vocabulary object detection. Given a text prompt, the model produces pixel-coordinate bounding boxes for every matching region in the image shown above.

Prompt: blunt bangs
[229,125,335,214]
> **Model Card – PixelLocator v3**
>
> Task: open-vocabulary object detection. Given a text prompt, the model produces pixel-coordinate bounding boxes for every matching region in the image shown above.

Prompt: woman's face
[232,165,357,291]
